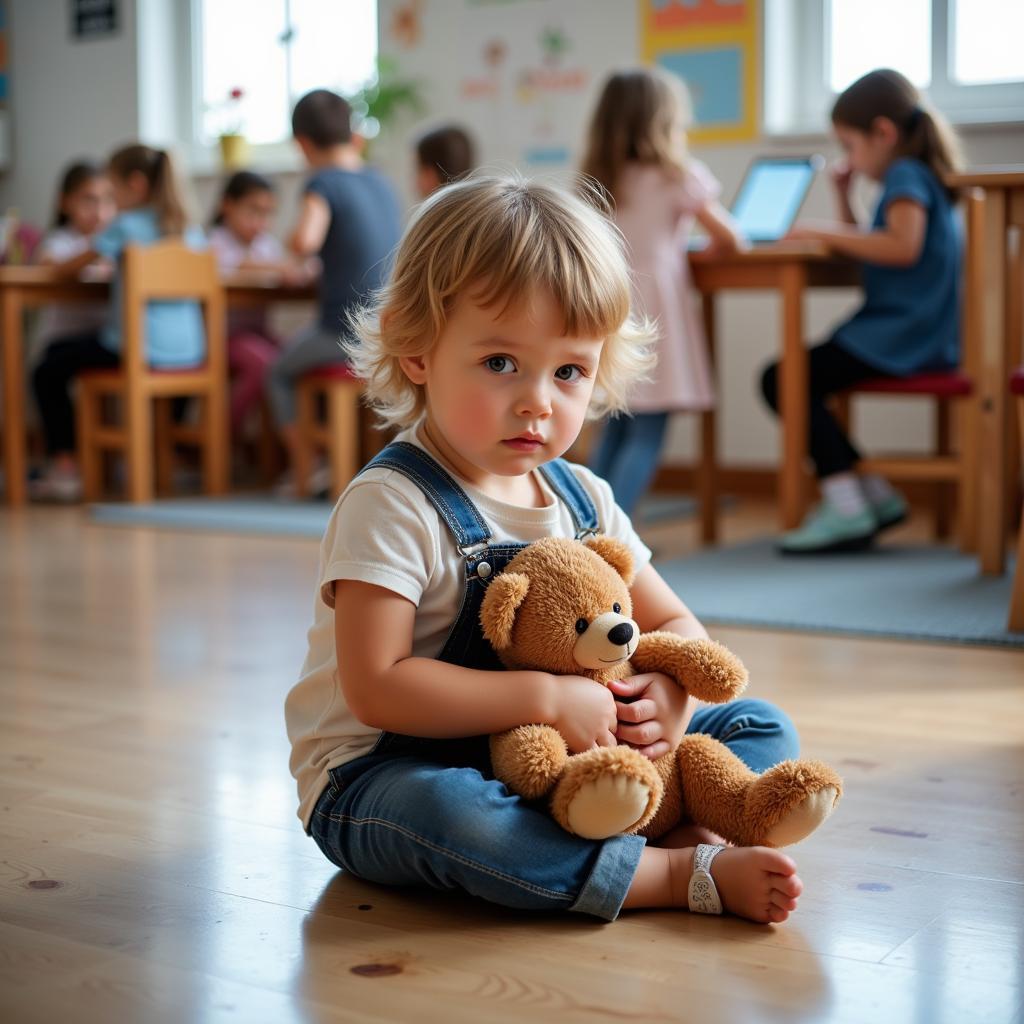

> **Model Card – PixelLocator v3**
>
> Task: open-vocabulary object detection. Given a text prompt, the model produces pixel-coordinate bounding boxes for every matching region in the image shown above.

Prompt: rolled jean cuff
[568,833,646,921]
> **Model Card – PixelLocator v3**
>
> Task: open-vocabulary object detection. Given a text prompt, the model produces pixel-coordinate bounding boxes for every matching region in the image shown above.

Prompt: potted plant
[347,57,424,153]
[210,87,249,169]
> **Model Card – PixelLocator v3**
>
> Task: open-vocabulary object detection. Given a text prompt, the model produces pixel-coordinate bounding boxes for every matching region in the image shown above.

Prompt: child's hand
[609,672,689,760]
[549,674,619,753]
[830,158,854,195]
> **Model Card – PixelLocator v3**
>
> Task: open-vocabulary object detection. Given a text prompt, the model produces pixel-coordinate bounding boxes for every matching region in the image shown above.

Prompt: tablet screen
[731,160,817,242]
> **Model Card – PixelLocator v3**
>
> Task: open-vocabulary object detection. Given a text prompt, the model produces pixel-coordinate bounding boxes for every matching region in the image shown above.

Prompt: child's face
[834,119,899,182]
[109,169,150,210]
[400,287,604,491]
[63,177,115,235]
[221,189,275,244]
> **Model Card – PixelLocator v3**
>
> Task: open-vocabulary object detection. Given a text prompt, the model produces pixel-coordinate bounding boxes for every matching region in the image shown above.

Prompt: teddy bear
[479,535,842,846]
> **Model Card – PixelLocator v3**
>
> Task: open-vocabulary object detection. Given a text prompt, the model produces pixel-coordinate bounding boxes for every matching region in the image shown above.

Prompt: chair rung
[858,456,962,480]
[92,427,125,449]
[167,426,204,444]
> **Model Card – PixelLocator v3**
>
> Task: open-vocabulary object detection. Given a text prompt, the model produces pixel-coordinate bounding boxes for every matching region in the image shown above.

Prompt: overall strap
[361,441,491,553]
[537,458,600,538]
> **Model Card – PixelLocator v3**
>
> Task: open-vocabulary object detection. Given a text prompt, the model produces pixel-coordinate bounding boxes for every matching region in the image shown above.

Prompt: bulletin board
[640,0,759,144]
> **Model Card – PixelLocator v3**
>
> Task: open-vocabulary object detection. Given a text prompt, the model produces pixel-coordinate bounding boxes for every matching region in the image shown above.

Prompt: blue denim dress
[309,441,799,920]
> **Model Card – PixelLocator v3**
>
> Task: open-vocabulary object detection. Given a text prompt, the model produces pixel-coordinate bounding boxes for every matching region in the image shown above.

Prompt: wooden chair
[76,242,228,502]
[1009,366,1024,631]
[293,364,362,500]
[830,191,984,547]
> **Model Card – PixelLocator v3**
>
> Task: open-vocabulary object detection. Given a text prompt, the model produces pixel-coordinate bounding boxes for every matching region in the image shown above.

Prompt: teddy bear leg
[490,726,568,800]
[550,747,663,840]
[744,760,843,848]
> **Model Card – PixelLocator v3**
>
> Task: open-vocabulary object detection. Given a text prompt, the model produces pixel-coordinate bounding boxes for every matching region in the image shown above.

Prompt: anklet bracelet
[688,843,727,915]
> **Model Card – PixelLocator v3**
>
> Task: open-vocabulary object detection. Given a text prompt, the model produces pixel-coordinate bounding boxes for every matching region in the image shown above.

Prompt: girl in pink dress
[580,69,743,514]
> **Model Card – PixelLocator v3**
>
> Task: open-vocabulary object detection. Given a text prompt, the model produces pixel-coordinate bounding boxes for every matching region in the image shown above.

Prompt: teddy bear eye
[575,617,589,634]
[612,602,621,614]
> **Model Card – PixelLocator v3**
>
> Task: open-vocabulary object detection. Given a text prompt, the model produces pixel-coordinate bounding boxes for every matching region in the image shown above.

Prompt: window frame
[764,0,1024,137]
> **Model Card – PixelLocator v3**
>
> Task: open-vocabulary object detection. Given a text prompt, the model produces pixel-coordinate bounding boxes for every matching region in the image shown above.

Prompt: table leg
[2,288,26,507]
[977,189,1009,575]
[779,264,808,529]
[698,292,718,544]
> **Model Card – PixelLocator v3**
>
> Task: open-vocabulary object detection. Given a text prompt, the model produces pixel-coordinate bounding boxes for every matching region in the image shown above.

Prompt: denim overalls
[309,441,800,921]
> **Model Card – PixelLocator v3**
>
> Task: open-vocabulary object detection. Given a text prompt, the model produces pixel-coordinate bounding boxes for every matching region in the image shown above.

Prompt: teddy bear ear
[584,536,635,586]
[480,572,530,650]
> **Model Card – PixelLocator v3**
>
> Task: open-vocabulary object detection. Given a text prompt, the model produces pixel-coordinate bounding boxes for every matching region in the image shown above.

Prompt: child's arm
[611,563,709,758]
[334,579,620,751]
[47,249,101,278]
[695,199,746,254]
[788,198,926,266]
[288,193,331,258]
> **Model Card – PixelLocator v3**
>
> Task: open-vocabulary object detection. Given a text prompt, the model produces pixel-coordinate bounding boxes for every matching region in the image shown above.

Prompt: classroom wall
[2,0,1022,471]
[0,0,140,230]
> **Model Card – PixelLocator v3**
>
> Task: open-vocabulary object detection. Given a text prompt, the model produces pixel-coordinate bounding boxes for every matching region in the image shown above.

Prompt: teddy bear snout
[607,622,634,646]
[573,611,640,669]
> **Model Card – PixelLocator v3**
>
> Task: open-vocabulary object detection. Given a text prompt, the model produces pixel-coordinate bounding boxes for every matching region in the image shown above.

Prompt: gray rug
[87,493,712,539]
[656,538,1022,648]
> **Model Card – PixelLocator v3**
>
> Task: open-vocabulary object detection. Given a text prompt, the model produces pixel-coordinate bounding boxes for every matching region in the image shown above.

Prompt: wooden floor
[1,503,1022,1023]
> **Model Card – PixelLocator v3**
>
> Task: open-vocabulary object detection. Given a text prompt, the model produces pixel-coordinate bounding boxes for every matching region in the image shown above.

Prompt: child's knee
[728,698,799,752]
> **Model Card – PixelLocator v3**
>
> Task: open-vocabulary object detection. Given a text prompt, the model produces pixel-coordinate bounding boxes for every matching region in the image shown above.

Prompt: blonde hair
[580,67,692,204]
[108,144,191,236]
[348,174,655,429]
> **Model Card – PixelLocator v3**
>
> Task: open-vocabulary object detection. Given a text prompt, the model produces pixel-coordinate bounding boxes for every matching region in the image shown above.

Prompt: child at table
[30,144,204,502]
[209,170,301,435]
[580,68,743,516]
[413,124,476,197]
[286,175,818,926]
[266,89,402,495]
[33,161,116,353]
[761,69,963,554]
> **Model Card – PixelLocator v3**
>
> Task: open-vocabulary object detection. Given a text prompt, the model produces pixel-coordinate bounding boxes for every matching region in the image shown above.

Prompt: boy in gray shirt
[268,88,402,491]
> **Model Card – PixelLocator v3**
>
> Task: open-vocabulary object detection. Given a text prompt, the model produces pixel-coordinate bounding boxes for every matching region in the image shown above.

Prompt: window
[765,0,1024,135]
[196,0,378,147]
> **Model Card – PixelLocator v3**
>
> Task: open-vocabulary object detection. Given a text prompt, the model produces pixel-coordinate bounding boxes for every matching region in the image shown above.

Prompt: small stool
[294,363,362,499]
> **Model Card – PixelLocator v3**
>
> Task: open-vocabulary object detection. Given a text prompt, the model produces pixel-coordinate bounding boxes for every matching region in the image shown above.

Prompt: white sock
[821,472,869,516]
[860,473,898,505]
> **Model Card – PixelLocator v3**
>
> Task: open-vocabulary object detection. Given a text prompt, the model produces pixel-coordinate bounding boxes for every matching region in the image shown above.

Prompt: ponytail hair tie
[906,105,924,131]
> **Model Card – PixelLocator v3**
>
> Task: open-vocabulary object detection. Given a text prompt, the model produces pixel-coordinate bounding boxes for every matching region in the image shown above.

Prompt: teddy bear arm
[629,633,748,704]
[490,725,569,800]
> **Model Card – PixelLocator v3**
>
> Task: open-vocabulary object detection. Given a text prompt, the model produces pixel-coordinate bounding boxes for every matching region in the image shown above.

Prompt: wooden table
[946,168,1024,575]
[0,266,316,507]
[690,243,861,535]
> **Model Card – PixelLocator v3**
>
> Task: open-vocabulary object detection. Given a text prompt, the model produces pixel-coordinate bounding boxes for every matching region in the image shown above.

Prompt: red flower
[229,87,244,100]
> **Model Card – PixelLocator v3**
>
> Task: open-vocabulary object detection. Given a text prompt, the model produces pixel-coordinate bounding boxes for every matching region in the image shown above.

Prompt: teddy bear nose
[607,622,634,647]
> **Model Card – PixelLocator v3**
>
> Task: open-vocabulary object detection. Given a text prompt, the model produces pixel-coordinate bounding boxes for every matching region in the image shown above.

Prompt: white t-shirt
[34,228,108,342]
[285,426,652,830]
[208,226,284,335]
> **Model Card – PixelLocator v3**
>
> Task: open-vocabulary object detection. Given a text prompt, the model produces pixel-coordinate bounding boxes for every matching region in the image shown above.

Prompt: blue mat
[656,538,1022,648]
[87,493,711,539]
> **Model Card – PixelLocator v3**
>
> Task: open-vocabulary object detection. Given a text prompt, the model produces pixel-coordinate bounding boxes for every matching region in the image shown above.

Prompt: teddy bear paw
[746,760,843,847]
[565,772,654,840]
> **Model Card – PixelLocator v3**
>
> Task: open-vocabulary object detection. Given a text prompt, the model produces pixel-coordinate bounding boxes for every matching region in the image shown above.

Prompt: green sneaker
[870,492,908,533]
[778,502,878,555]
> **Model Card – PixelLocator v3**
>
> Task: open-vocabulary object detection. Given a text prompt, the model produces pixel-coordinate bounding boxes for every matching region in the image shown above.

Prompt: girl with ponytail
[30,144,205,501]
[760,69,964,554]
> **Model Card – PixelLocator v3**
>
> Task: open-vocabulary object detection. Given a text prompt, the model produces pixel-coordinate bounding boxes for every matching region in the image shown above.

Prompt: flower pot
[219,133,249,170]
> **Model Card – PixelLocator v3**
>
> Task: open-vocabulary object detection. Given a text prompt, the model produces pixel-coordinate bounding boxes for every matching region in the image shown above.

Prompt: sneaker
[777,502,878,555]
[869,492,908,533]
[273,462,331,500]
[28,466,83,503]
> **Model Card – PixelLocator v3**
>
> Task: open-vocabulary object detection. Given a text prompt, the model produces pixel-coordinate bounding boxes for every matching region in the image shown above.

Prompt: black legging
[32,330,119,455]
[760,339,885,479]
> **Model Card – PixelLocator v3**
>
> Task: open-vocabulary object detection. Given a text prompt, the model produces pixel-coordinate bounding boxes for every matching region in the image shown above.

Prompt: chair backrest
[962,188,985,382]
[121,240,225,381]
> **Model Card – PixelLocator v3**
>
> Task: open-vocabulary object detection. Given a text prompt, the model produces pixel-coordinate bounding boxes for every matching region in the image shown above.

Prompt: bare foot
[672,846,802,924]
[656,822,729,849]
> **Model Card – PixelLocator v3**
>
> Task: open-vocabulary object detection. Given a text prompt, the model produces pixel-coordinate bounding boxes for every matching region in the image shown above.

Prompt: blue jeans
[589,412,671,516]
[310,698,799,921]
